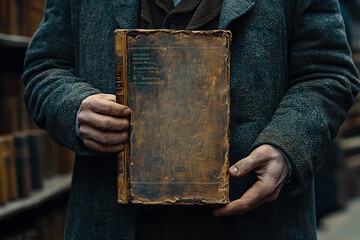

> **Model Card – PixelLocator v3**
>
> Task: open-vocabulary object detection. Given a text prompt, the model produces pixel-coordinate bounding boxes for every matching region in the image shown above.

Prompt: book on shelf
[115,29,231,205]
[13,132,32,198]
[0,134,18,200]
[0,136,9,204]
[0,96,20,134]
[0,72,23,97]
[27,130,44,190]
[0,0,46,36]
[0,0,8,33]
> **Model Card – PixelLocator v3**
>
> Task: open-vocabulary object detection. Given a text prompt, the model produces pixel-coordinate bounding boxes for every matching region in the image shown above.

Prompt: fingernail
[229,166,239,175]
[123,109,131,115]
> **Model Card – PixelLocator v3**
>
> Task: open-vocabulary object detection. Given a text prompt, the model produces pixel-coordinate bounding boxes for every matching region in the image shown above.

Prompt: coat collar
[113,0,255,29]
[219,0,256,29]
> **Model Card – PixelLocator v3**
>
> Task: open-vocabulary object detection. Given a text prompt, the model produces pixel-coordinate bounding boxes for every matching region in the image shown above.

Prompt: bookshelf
[0,10,73,239]
[0,173,71,221]
[0,33,31,48]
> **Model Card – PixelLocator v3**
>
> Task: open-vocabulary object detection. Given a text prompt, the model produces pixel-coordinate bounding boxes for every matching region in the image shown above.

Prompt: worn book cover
[115,29,231,205]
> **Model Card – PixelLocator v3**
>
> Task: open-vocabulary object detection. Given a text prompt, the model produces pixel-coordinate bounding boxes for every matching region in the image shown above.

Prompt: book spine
[114,30,130,204]
[14,132,32,198]
[6,0,21,35]
[27,132,43,190]
[0,135,19,199]
[0,138,9,204]
[0,0,7,33]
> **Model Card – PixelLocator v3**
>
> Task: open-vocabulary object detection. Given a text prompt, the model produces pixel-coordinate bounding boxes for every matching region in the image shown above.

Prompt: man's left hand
[213,144,289,216]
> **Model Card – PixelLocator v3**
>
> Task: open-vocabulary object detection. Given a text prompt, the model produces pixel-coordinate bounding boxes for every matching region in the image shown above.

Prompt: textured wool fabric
[22,0,359,239]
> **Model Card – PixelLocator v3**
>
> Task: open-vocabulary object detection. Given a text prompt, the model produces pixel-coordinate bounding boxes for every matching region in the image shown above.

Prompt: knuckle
[83,139,97,151]
[96,134,108,144]
[241,158,253,171]
[78,112,86,124]
[79,126,86,136]
[99,118,111,129]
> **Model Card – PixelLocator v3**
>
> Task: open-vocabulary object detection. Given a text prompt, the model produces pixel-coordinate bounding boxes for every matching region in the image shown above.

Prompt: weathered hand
[78,93,130,152]
[213,144,289,216]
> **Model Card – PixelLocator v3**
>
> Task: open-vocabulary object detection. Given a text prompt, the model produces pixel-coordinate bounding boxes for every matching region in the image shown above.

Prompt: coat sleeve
[22,0,102,156]
[251,0,360,197]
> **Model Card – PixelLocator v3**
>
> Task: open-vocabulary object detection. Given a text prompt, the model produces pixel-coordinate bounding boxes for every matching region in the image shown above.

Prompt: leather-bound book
[0,134,18,200]
[115,29,231,205]
[0,135,9,204]
[5,0,22,35]
[27,129,43,190]
[0,0,8,33]
[13,132,32,198]
[22,0,46,36]
[0,97,20,134]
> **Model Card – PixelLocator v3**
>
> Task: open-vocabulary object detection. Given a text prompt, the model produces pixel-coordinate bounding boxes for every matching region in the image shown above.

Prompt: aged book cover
[114,29,231,205]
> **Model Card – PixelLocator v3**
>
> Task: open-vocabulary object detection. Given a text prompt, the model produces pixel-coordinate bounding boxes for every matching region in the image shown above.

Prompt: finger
[229,155,263,178]
[78,110,129,132]
[80,125,129,145]
[81,94,130,117]
[213,180,272,216]
[83,138,125,152]
[99,94,116,102]
[229,145,275,178]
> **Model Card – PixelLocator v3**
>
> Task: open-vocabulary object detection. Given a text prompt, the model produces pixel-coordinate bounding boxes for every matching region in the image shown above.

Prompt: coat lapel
[112,0,255,29]
[219,0,256,29]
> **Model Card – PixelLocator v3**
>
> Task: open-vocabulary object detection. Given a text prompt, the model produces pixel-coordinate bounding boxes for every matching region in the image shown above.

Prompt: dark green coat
[23,0,359,239]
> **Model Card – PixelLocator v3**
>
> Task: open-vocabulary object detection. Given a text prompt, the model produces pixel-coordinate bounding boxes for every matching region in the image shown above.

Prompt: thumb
[229,151,264,178]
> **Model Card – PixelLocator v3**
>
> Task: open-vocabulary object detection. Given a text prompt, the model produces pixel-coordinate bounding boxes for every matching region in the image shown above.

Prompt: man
[22,0,359,239]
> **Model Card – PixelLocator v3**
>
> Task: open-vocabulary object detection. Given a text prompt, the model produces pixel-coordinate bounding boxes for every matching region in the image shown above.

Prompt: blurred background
[0,0,359,239]
[0,1,74,239]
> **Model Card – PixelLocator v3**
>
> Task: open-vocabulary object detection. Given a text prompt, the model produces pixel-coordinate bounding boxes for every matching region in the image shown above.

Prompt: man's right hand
[78,93,130,152]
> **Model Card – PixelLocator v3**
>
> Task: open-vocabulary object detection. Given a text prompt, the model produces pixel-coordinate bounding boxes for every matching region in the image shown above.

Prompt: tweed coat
[22,0,360,239]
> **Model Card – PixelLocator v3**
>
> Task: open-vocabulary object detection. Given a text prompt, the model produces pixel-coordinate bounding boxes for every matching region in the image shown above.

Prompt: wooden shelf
[0,33,31,48]
[339,135,360,151]
[0,173,72,221]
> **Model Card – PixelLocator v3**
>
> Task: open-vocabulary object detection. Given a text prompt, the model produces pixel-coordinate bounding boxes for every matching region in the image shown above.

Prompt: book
[13,132,32,198]
[114,29,231,205]
[0,136,9,204]
[27,130,43,190]
[0,135,18,200]
[5,0,22,35]
[0,72,23,97]
[0,0,8,33]
[0,96,20,134]
[22,0,46,36]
